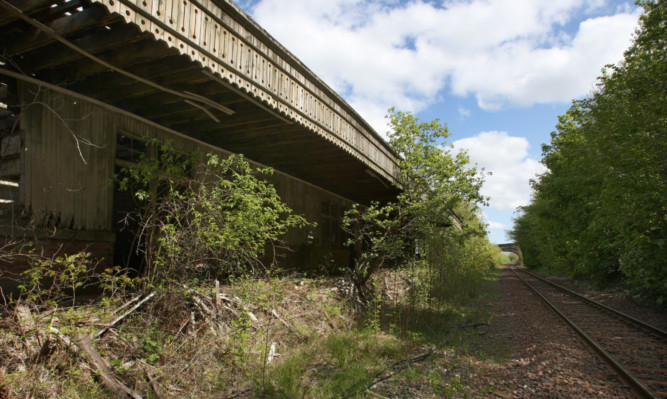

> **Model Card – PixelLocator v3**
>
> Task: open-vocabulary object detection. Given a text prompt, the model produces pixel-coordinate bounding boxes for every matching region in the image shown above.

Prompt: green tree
[586,0,666,298]
[388,108,487,230]
[342,109,489,303]
[511,0,666,303]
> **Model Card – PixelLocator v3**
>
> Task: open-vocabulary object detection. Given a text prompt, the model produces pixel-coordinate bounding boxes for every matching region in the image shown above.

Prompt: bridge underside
[0,0,399,204]
[0,0,405,287]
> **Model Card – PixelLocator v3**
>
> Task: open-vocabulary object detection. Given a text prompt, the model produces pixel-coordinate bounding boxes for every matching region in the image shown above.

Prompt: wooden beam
[198,115,282,131]
[52,37,179,84]
[29,23,152,81]
[0,0,55,24]
[17,22,146,73]
[95,0,399,180]
[191,120,303,140]
[2,4,116,55]
[1,0,399,186]
[1,0,235,116]
[0,68,380,204]
[0,134,21,157]
[0,184,19,200]
[151,101,279,130]
[0,157,20,178]
[202,70,294,126]
[34,0,89,23]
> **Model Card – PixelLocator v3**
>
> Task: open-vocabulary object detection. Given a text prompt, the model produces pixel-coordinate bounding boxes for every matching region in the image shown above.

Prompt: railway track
[510,266,667,398]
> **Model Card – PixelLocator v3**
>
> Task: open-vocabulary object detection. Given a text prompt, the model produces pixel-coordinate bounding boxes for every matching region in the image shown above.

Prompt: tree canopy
[510,0,666,303]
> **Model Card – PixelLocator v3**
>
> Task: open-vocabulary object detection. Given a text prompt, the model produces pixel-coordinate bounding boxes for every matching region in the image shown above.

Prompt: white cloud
[453,131,547,212]
[247,0,640,133]
[458,106,471,120]
[487,221,507,230]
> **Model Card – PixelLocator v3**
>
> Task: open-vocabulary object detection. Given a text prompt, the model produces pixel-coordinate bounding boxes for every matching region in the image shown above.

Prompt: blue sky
[235,0,642,243]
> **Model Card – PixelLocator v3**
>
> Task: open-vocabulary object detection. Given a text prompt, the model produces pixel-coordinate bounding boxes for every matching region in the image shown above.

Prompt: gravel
[466,266,637,398]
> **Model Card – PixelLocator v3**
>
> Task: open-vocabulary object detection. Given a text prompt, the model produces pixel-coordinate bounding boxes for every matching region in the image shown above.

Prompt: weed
[364,277,383,333]
[15,250,101,307]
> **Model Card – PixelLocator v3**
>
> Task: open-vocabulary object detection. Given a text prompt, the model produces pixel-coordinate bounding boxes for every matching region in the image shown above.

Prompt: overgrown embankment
[1,108,506,397]
[0,260,506,398]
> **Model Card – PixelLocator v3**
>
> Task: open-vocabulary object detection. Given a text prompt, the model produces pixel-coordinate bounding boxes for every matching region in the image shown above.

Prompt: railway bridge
[0,0,400,272]
[498,243,523,265]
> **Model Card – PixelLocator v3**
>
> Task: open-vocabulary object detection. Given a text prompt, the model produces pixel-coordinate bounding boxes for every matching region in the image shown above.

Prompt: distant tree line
[510,0,666,304]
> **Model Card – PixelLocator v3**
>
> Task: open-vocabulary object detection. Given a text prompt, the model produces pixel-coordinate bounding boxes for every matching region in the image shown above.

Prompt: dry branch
[14,304,38,361]
[96,292,155,338]
[175,317,191,337]
[112,294,142,315]
[270,309,304,337]
[50,327,141,399]
[270,309,292,330]
[142,362,167,399]
[192,295,214,316]
[266,342,278,364]
[342,350,436,399]
[218,293,250,310]
[214,280,221,314]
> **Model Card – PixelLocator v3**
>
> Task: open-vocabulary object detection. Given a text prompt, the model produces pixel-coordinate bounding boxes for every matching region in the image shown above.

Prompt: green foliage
[341,202,407,302]
[388,108,487,219]
[139,327,164,365]
[342,109,494,305]
[233,276,284,311]
[117,140,311,284]
[422,228,502,305]
[510,0,666,303]
[16,250,99,307]
[98,265,143,299]
[364,277,383,332]
[3,239,141,312]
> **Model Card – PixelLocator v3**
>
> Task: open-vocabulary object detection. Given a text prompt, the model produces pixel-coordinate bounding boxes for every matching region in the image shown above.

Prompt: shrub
[117,140,311,284]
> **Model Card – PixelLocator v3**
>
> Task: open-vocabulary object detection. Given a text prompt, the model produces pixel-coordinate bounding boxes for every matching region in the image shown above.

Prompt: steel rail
[509,266,660,399]
[515,267,667,338]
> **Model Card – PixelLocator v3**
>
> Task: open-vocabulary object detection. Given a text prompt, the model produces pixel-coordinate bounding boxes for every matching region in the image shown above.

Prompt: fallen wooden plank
[77,336,142,399]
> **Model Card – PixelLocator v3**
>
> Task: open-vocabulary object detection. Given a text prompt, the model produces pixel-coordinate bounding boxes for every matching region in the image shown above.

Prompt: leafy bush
[117,140,311,284]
